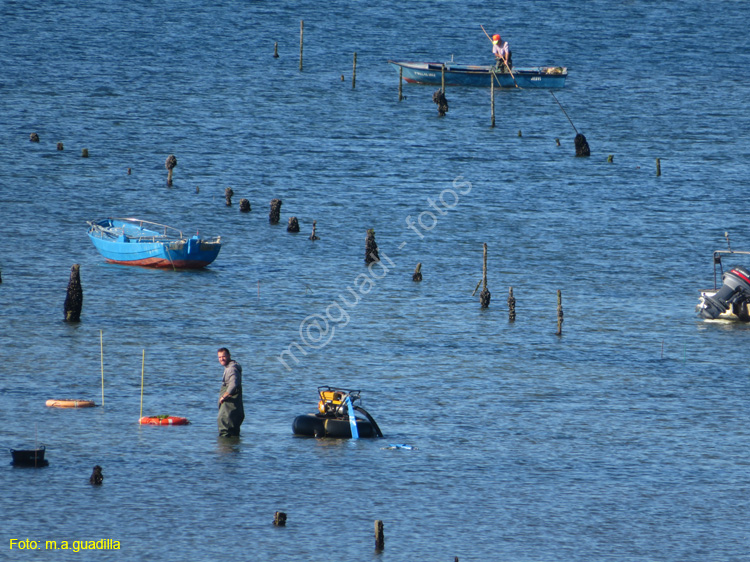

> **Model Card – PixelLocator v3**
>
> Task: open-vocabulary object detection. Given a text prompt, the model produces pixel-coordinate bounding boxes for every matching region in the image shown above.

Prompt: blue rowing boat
[87,218,222,269]
[388,60,567,88]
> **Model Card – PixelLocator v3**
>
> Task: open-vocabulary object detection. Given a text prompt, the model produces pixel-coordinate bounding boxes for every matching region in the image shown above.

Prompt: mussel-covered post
[224,187,234,206]
[30,132,39,142]
[574,134,590,157]
[508,286,516,321]
[433,88,448,117]
[239,198,251,212]
[365,229,379,264]
[413,262,422,282]
[273,511,287,526]
[309,220,320,241]
[374,520,385,551]
[269,199,282,224]
[165,154,177,185]
[480,243,491,308]
[287,217,299,232]
[556,289,564,335]
[57,142,64,151]
[64,264,83,322]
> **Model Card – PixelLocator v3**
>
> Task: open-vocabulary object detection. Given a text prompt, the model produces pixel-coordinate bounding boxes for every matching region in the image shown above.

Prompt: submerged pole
[100,330,105,406]
[165,154,177,186]
[352,52,357,89]
[480,243,491,308]
[139,349,145,421]
[413,262,422,282]
[299,20,304,71]
[490,77,495,128]
[375,520,385,551]
[63,264,83,322]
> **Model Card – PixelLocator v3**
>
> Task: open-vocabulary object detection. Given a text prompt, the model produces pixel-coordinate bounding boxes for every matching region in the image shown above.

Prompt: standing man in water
[217,347,244,437]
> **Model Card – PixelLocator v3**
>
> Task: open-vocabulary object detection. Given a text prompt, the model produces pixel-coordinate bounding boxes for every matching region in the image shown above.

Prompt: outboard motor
[699,266,750,319]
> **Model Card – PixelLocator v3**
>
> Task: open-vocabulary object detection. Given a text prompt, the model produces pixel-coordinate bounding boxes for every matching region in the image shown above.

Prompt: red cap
[492,34,501,41]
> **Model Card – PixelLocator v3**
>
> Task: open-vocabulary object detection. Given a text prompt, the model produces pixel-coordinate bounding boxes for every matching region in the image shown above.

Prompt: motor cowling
[699,266,750,319]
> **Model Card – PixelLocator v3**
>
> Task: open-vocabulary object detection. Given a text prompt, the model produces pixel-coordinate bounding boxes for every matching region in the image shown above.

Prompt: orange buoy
[46,399,96,408]
[139,416,189,426]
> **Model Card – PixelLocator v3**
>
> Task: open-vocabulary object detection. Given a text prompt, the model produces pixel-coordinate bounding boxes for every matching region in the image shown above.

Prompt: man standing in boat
[492,34,512,72]
[217,347,244,437]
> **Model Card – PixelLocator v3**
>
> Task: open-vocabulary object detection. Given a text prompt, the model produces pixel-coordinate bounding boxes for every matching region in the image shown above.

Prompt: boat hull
[389,60,567,88]
[87,218,221,269]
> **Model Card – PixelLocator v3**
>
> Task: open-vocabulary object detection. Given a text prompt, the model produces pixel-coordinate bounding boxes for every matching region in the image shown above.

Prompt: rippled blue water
[2,1,749,561]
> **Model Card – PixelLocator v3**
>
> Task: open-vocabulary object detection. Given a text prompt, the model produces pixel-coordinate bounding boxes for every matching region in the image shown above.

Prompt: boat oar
[480,25,519,88]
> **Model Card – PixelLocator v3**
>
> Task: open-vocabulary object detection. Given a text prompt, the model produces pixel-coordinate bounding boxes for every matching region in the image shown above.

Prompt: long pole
[550,91,578,133]
[139,349,145,421]
[100,330,104,406]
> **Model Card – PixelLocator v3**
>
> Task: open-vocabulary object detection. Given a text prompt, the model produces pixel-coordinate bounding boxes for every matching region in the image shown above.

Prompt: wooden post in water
[299,20,304,71]
[413,262,422,282]
[81,148,89,158]
[508,286,516,321]
[273,42,279,58]
[57,142,64,151]
[165,154,177,186]
[398,67,403,101]
[269,198,282,224]
[480,243,491,308]
[656,158,661,176]
[100,330,105,406]
[556,289,563,336]
[374,520,385,551]
[365,229,379,264]
[607,154,614,163]
[225,187,234,206]
[490,77,495,128]
[63,264,83,322]
[352,52,357,89]
[273,511,286,526]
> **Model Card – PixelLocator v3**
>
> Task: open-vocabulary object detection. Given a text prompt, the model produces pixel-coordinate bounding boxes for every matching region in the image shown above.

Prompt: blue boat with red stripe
[87,217,222,269]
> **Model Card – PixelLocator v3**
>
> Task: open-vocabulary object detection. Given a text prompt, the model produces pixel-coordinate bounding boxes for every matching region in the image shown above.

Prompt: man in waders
[217,347,244,437]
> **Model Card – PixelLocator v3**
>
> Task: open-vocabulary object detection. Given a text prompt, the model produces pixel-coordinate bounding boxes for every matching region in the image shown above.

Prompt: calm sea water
[2,1,749,561]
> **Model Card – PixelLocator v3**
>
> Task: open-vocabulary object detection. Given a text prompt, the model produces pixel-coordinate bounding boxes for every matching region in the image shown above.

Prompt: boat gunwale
[87,218,220,245]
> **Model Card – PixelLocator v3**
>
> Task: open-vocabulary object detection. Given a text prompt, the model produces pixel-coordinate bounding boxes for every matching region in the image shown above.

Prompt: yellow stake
[100,330,105,406]
[139,349,145,421]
